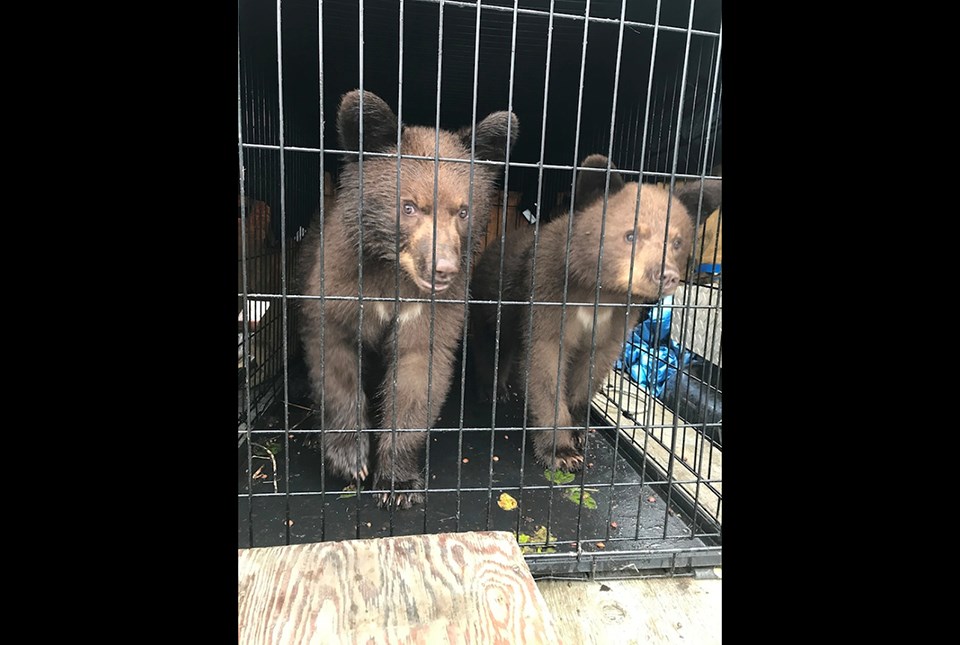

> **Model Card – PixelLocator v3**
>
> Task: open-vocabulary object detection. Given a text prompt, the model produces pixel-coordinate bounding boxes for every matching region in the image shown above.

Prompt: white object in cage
[238,299,271,330]
[672,284,722,367]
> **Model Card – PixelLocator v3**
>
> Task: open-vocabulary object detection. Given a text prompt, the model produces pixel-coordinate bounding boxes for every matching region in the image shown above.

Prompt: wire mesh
[237,0,722,578]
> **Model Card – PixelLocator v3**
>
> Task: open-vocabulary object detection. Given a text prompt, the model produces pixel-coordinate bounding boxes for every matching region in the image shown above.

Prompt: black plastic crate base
[238,354,721,575]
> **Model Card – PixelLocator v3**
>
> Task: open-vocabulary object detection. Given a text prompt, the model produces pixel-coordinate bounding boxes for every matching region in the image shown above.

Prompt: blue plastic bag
[616,295,693,398]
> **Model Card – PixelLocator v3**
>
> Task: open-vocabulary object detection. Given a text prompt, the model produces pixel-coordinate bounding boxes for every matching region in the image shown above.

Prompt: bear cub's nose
[434,258,459,282]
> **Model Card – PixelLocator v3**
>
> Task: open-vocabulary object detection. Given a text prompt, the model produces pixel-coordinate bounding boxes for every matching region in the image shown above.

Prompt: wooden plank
[694,207,722,268]
[482,191,523,254]
[593,373,722,523]
[537,575,722,645]
[238,531,560,645]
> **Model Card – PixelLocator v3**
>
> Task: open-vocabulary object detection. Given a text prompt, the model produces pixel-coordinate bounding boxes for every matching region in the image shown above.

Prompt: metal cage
[238,0,722,578]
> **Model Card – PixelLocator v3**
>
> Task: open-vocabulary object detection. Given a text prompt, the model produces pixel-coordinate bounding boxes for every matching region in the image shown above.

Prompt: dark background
[238,0,722,237]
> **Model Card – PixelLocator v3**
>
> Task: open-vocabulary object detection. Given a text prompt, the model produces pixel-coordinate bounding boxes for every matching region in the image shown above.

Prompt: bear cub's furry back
[297,90,518,508]
[469,154,721,471]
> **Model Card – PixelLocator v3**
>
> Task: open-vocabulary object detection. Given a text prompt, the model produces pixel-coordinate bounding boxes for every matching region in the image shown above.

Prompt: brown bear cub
[297,90,518,508]
[469,154,720,471]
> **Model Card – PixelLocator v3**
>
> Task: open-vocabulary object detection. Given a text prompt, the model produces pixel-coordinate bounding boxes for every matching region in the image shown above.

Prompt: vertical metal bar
[684,26,723,539]
[660,0,699,541]
[238,18,255,549]
[690,65,723,368]
[275,0,293,547]
[703,111,724,471]
[543,0,593,553]
[633,418,654,542]
[317,0,328,542]
[675,41,716,445]
[613,102,622,163]
[620,103,631,170]
[485,0,520,531]
[709,88,722,173]
[673,45,705,469]
[628,0,663,540]
[486,0,520,443]
[574,0,629,553]
[389,0,405,537]
[454,0,483,532]
[610,0,662,543]
[355,0,366,535]
[683,44,704,177]
[420,0,448,533]
[261,60,271,407]
[515,0,555,540]
[674,41,707,471]
[692,42,713,176]
[651,83,667,176]
[251,58,264,404]
[649,74,679,442]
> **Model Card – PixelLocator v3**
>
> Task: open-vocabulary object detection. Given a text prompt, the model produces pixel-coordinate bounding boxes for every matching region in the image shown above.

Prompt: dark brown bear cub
[470,155,720,471]
[298,90,518,508]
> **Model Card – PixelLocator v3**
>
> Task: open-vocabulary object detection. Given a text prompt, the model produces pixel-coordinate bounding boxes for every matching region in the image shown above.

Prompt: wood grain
[537,575,721,645]
[238,531,559,645]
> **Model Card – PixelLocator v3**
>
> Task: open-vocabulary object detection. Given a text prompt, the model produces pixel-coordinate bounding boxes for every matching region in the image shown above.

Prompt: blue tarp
[616,295,693,398]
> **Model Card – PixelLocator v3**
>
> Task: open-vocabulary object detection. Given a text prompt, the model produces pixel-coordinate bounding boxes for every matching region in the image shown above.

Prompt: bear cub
[469,154,720,471]
[297,90,518,508]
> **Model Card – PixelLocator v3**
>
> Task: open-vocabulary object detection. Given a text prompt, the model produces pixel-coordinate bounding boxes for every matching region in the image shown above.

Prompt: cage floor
[238,353,717,570]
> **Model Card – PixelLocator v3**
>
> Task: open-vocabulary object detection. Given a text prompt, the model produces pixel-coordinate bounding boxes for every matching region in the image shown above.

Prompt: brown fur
[469,155,720,471]
[297,90,518,508]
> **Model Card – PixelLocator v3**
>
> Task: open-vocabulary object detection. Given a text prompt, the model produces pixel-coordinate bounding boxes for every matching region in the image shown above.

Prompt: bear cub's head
[566,154,721,303]
[335,90,519,294]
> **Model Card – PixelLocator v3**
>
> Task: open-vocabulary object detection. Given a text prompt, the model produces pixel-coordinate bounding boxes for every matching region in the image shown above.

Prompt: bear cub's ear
[674,179,722,223]
[574,154,626,211]
[336,89,400,153]
[457,111,520,162]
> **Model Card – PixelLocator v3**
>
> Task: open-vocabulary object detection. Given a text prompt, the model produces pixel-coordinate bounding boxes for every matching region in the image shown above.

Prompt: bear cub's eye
[672,237,682,249]
[625,231,635,243]
[403,202,418,216]
[458,207,469,219]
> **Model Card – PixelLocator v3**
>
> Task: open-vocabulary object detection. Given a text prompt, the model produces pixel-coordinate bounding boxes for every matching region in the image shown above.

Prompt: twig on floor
[251,442,279,494]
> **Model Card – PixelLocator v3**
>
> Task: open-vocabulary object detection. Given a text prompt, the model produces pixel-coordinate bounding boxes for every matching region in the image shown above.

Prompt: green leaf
[254,440,283,458]
[338,484,358,499]
[518,525,558,554]
[265,440,282,453]
[565,488,598,509]
[531,525,557,545]
[543,469,576,484]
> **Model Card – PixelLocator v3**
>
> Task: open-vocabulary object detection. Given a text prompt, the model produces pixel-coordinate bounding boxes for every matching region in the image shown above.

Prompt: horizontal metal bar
[238,293,724,309]
[524,544,722,558]
[239,422,723,434]
[237,479,723,497]
[406,0,721,38]
[240,144,722,181]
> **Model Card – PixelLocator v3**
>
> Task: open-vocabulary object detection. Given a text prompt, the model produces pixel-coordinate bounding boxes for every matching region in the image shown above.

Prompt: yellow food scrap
[498,492,518,511]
